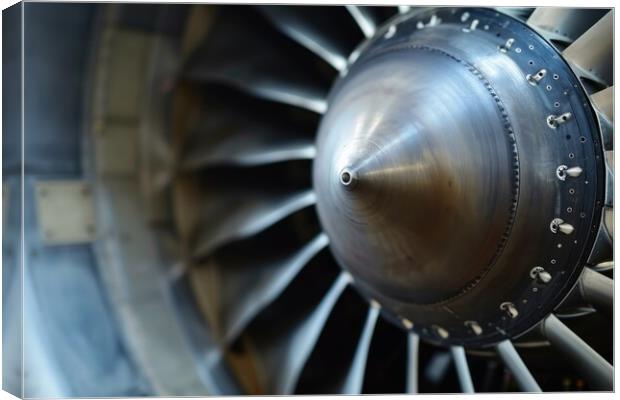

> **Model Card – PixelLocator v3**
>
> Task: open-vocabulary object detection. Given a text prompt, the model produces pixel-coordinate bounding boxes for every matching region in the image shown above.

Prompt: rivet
[464,320,483,336]
[530,266,552,284]
[500,302,519,319]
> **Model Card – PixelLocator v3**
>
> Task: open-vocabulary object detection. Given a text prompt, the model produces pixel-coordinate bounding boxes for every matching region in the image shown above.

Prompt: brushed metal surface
[314,47,516,305]
[313,7,605,346]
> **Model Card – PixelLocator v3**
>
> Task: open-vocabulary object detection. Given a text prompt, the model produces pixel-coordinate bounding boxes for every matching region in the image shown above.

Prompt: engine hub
[313,8,605,347]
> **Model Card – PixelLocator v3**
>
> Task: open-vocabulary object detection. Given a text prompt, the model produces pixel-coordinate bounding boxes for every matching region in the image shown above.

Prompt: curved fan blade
[182,104,316,169]
[338,303,380,394]
[578,267,613,317]
[252,272,351,394]
[257,6,351,71]
[592,260,613,273]
[542,314,613,390]
[204,233,329,343]
[527,8,607,44]
[406,333,420,393]
[496,340,542,392]
[563,11,612,87]
[591,86,614,122]
[183,9,329,113]
[591,86,614,150]
[193,190,316,259]
[184,134,315,169]
[603,205,613,240]
[496,7,534,21]
[451,346,474,393]
[346,5,376,38]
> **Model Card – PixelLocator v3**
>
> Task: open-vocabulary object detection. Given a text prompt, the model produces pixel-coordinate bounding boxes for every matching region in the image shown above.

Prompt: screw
[530,266,552,284]
[500,302,519,319]
[547,112,572,129]
[526,69,547,85]
[556,165,582,181]
[433,325,450,339]
[499,38,514,52]
[465,320,483,336]
[550,218,574,235]
[384,25,396,39]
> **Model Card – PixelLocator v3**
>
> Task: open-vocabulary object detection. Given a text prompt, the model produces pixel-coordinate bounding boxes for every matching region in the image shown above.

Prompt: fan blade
[257,272,351,394]
[339,303,380,394]
[184,128,315,169]
[527,8,607,44]
[184,10,329,113]
[578,267,613,317]
[181,86,318,170]
[592,260,613,273]
[495,340,542,392]
[592,86,614,150]
[185,69,327,114]
[497,7,534,22]
[346,5,376,38]
[451,346,474,393]
[193,190,316,259]
[542,314,613,390]
[603,205,613,240]
[257,6,349,71]
[208,233,330,343]
[591,86,614,122]
[406,333,420,393]
[563,11,612,87]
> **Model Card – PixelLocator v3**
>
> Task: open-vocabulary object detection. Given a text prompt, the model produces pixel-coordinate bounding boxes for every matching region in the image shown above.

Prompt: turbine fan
[92,4,614,395]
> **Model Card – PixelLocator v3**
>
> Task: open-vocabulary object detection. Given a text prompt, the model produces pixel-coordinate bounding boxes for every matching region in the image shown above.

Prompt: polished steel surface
[314,47,516,305]
[313,8,605,346]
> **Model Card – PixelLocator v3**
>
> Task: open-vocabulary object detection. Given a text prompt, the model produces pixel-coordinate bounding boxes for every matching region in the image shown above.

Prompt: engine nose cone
[312,8,603,346]
[314,48,518,305]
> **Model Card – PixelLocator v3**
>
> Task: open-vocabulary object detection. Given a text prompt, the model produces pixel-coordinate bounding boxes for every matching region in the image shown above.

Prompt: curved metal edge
[81,4,240,395]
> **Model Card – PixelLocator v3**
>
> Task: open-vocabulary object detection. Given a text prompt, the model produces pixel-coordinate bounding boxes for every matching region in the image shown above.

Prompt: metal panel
[94,122,139,177]
[35,180,96,245]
